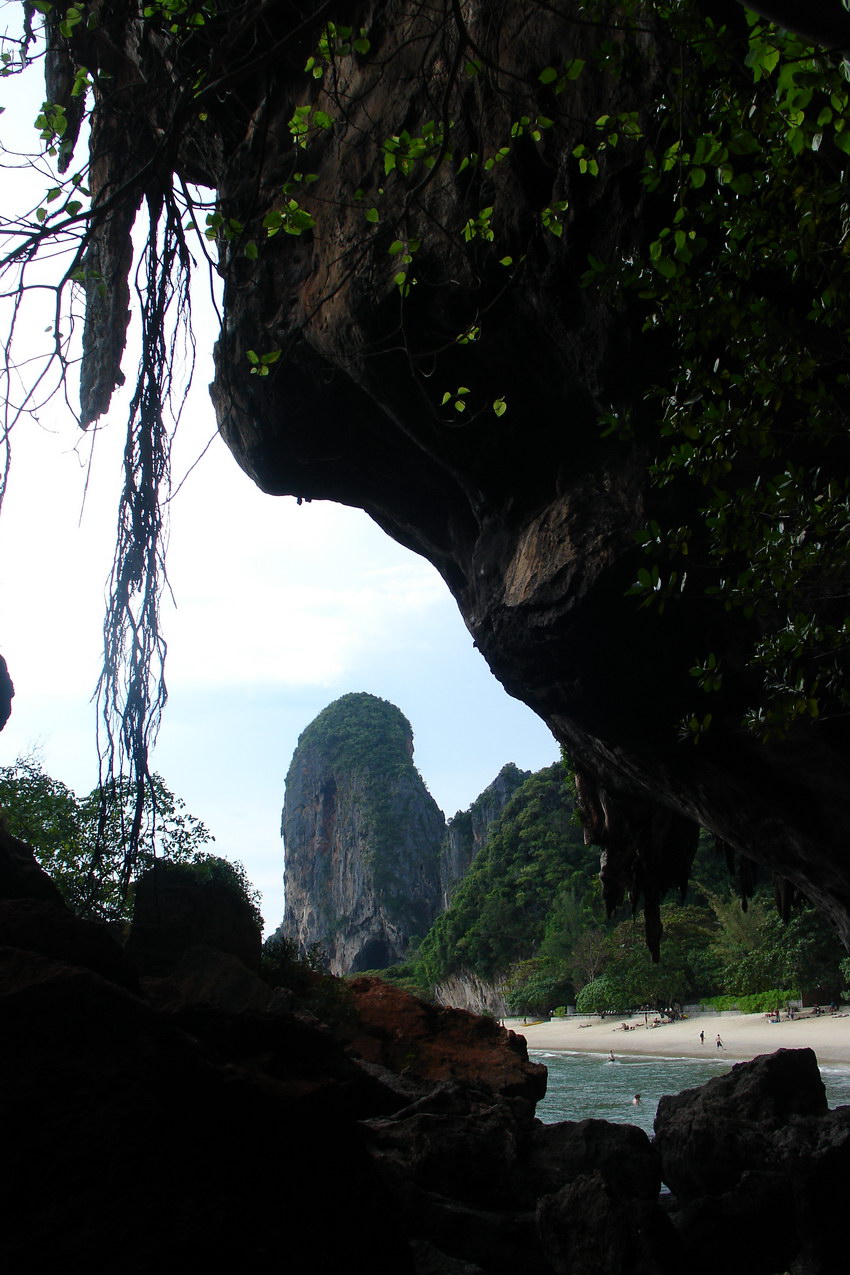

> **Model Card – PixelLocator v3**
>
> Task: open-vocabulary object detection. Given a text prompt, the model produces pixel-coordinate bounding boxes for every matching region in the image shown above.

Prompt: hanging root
[93,187,193,903]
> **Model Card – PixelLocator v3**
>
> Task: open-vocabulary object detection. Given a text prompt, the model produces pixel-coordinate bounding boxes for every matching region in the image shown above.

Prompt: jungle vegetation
[399,763,848,1013]
[0,756,259,924]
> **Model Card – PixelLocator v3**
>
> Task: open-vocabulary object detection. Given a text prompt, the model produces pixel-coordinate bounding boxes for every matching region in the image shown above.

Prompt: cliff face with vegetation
[45,1,850,954]
[440,762,529,908]
[280,693,446,974]
[422,764,598,1011]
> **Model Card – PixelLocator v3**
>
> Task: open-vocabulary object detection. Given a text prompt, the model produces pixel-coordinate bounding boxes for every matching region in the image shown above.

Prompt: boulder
[523,1117,662,1204]
[655,1048,850,1274]
[0,942,413,1272]
[0,822,66,906]
[0,896,138,991]
[126,860,262,975]
[345,976,547,1102]
[537,1171,683,1275]
[654,1048,827,1200]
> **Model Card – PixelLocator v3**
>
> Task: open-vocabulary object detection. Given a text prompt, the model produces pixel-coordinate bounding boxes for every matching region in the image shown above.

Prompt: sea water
[531,1050,850,1137]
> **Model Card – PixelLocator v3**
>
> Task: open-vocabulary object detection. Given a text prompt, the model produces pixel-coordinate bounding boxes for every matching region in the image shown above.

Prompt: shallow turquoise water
[531,1049,850,1136]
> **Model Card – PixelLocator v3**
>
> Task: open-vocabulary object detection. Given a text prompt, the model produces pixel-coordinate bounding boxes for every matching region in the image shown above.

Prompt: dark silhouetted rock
[0,654,12,731]
[0,822,67,906]
[0,896,138,991]
[524,1117,662,1204]
[654,1047,828,1201]
[655,1048,850,1274]
[0,943,413,1272]
[126,860,262,975]
[537,1172,683,1275]
[666,1170,796,1275]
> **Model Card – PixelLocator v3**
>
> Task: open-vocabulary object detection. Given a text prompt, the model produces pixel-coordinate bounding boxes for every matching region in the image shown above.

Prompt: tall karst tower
[279,693,446,975]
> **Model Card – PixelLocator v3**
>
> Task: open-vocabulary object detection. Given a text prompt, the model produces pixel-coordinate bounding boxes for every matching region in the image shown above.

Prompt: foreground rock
[655,1048,850,1274]
[0,838,846,1272]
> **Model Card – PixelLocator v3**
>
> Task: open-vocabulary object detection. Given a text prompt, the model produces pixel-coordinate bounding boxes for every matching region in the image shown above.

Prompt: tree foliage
[0,757,217,919]
[410,764,846,1010]
[417,764,597,986]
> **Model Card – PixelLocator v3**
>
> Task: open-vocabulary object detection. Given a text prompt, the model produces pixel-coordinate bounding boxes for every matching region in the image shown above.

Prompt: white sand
[508,1009,850,1066]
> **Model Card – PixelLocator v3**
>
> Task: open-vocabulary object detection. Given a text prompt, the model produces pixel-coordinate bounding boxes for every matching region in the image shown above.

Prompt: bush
[699,989,798,1013]
[575,975,632,1015]
[262,936,358,1032]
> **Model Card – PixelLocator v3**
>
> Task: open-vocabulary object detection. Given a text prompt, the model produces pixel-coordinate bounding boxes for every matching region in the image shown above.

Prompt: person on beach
[716,1034,724,1049]
[699,1030,704,1045]
[608,1050,615,1062]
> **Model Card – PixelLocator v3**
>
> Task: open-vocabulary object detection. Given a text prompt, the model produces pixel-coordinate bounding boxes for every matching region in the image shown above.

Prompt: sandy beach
[509,1009,850,1066]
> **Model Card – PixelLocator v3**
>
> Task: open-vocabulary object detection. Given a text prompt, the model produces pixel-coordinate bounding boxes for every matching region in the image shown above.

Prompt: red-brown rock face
[346,975,547,1102]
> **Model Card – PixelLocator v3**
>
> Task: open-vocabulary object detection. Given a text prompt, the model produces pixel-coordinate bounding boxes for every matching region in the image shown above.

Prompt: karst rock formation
[279,695,526,974]
[279,692,446,973]
[45,1,850,952]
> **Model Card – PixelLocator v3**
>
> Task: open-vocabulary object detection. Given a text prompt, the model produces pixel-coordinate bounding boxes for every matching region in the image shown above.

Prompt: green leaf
[365,207,380,223]
[539,66,558,84]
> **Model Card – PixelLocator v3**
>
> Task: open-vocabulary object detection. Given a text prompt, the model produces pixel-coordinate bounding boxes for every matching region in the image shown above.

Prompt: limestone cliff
[280,693,445,974]
[441,762,530,908]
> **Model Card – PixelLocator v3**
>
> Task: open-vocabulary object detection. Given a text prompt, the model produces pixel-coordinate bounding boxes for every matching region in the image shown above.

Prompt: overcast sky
[0,29,559,934]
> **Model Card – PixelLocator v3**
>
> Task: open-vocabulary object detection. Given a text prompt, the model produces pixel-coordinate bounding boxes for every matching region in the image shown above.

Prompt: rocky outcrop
[0,654,13,732]
[1,868,847,1273]
[654,1048,850,1275]
[432,970,509,1018]
[48,4,850,949]
[280,693,446,974]
[441,763,530,907]
[126,860,263,975]
[346,976,545,1098]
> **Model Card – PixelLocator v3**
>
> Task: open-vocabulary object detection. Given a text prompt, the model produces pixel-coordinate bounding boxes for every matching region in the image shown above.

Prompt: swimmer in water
[632,1094,641,1105]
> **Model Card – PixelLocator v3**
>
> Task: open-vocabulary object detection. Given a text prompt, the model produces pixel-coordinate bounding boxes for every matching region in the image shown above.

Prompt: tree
[604,904,722,1009]
[570,927,610,993]
[575,975,632,1016]
[719,902,846,1000]
[0,757,216,919]
[504,957,574,1016]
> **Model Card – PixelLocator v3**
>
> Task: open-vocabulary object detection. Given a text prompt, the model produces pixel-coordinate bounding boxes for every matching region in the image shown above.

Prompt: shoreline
[507,1009,850,1067]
